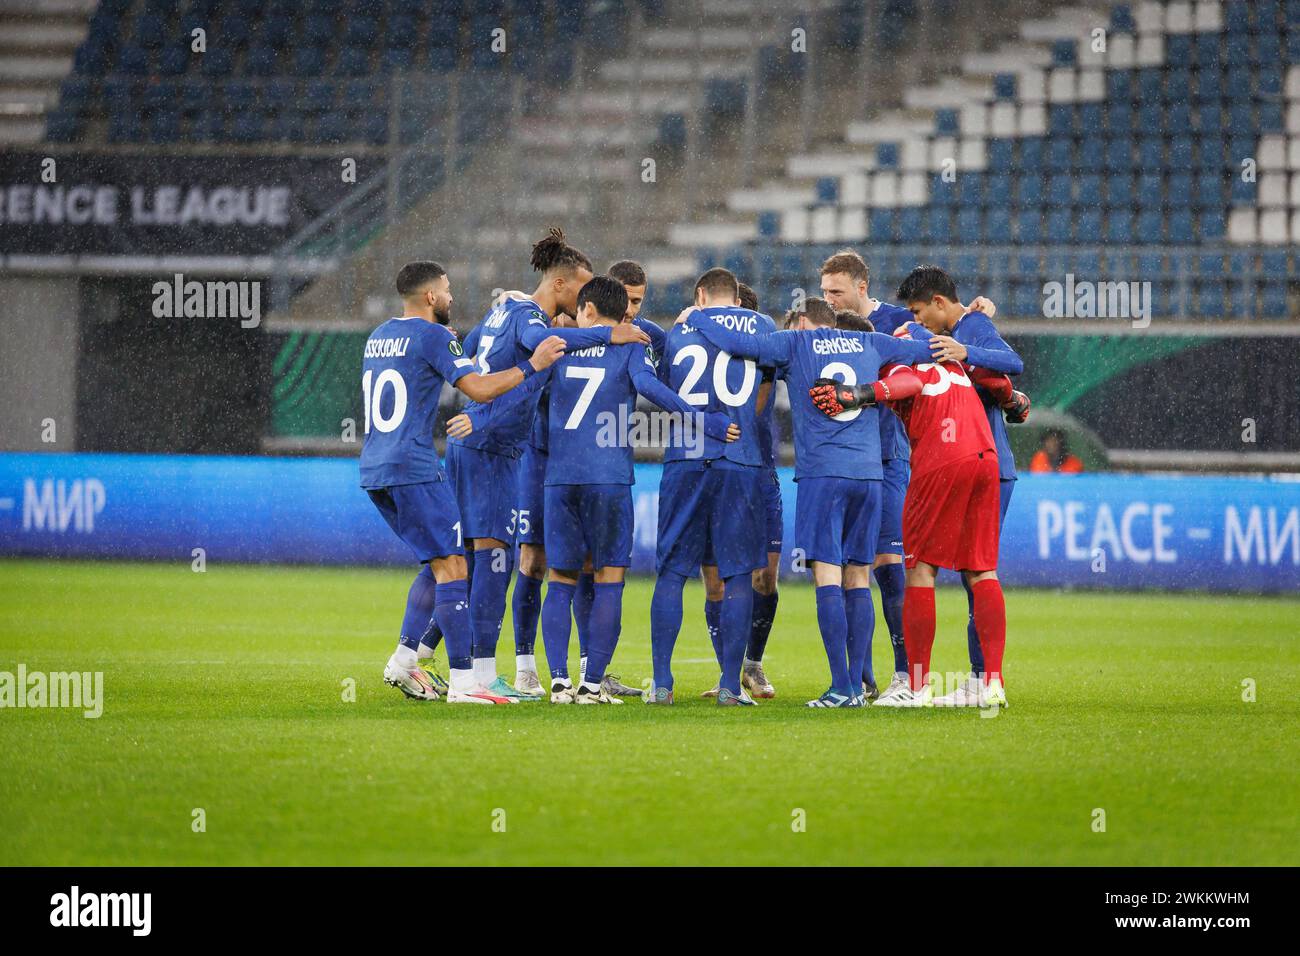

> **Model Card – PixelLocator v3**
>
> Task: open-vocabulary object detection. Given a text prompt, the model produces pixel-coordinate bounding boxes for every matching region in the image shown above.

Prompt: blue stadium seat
[958,174,984,206]
[896,208,923,240]
[924,208,951,241]
[869,209,897,242]
[1199,211,1226,240]
[993,73,1016,99]
[1045,210,1071,242]
[335,46,372,76]
[986,174,1012,206]
[1017,175,1042,206]
[1104,138,1133,171]
[158,46,189,76]
[1016,210,1041,243]
[988,139,1014,170]
[1138,137,1164,169]
[1260,281,1288,317]
[1046,139,1072,171]
[934,109,958,135]
[1168,210,1195,243]
[1106,210,1133,243]
[985,208,1012,243]
[1076,210,1103,243]
[1018,137,1044,169]
[1137,173,1162,208]
[956,208,982,237]
[1167,173,1193,208]
[929,174,957,205]
[1136,211,1164,243]
[294,46,327,76]
[1077,174,1102,206]
[1196,281,1226,318]
[1103,175,1132,210]
[1049,104,1074,136]
[1261,250,1288,276]
[1046,174,1071,206]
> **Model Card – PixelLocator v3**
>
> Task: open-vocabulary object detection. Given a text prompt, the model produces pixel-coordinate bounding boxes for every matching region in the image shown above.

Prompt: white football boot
[872,682,933,708]
[513,669,546,699]
[575,682,622,704]
[874,672,910,705]
[933,675,985,708]
[384,655,440,700]
[981,677,1008,709]
[550,677,576,704]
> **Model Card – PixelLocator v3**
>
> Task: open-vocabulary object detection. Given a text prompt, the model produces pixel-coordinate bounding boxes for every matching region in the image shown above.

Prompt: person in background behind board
[1029,428,1084,474]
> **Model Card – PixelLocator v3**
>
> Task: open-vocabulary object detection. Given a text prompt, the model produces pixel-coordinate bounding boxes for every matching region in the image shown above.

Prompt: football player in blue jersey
[648,268,777,707]
[697,281,784,700]
[444,230,651,702]
[361,261,566,705]
[532,275,736,703]
[677,295,934,707]
[821,249,1002,704]
[536,257,669,699]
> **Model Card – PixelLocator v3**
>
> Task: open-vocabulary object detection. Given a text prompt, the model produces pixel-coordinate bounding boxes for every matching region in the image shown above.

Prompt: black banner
[0,150,356,256]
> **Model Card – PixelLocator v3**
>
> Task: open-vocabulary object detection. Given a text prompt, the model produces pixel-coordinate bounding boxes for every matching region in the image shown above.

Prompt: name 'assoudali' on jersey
[545,342,661,486]
[879,359,997,479]
[663,306,776,466]
[359,317,476,489]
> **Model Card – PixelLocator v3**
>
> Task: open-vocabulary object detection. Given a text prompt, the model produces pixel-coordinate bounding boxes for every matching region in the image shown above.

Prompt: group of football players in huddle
[359,228,1029,709]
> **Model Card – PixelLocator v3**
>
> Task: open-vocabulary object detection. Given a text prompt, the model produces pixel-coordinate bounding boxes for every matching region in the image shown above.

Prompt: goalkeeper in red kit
[809,266,1030,709]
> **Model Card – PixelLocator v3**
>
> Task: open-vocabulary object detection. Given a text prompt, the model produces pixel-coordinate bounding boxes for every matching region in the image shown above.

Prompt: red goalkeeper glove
[1003,390,1031,424]
[810,378,876,416]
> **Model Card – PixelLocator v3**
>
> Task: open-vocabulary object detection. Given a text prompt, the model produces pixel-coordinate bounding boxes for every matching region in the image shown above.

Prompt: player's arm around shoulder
[455,333,566,404]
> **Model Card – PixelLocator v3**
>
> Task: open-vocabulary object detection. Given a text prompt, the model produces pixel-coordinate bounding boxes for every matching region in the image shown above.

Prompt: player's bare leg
[700,565,725,697]
[874,561,936,708]
[741,553,779,699]
[512,543,548,698]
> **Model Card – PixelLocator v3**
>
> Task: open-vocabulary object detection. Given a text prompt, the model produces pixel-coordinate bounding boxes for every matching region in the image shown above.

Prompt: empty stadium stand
[680,0,1299,321]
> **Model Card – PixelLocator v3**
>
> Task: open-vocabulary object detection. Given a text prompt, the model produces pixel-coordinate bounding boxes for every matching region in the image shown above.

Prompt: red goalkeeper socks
[971,578,1007,684]
[903,585,936,691]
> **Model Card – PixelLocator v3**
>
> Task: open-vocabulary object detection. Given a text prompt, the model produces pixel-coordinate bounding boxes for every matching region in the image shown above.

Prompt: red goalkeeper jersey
[877,360,1003,478]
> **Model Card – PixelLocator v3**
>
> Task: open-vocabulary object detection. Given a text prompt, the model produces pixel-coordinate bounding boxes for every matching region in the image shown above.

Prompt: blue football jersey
[546,341,689,486]
[359,317,476,489]
[950,310,1024,480]
[663,306,777,467]
[865,300,914,463]
[688,318,932,481]
[454,296,613,456]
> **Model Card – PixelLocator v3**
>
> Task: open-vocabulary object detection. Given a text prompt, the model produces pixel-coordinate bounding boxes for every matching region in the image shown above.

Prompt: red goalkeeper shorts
[903,451,1001,572]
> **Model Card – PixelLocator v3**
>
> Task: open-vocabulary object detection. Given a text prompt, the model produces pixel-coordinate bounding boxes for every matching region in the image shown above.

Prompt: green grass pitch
[1,558,1297,867]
